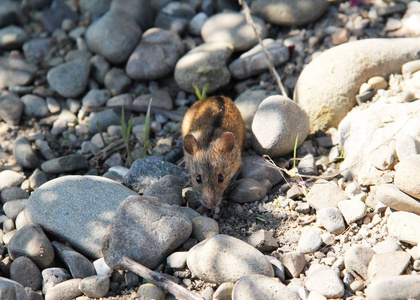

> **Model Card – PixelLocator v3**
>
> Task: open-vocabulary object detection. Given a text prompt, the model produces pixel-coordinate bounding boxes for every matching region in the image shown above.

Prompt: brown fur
[181,96,246,208]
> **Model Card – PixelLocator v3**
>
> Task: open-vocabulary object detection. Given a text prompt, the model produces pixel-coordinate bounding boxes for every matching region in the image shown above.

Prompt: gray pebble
[247,230,278,252]
[298,230,322,253]
[394,154,420,200]
[133,90,173,110]
[0,94,23,126]
[88,108,120,134]
[0,277,28,300]
[154,1,195,35]
[0,57,37,90]
[3,199,26,219]
[337,200,366,224]
[46,97,60,114]
[188,12,207,36]
[86,10,142,64]
[41,154,88,173]
[82,89,110,108]
[3,218,15,233]
[137,283,165,300]
[90,55,110,85]
[106,93,132,107]
[368,251,411,282]
[80,0,111,16]
[191,216,219,242]
[29,168,48,190]
[21,95,49,118]
[387,211,420,245]
[305,265,344,298]
[79,275,110,298]
[22,38,52,65]
[15,211,29,229]
[281,251,306,278]
[402,60,420,75]
[110,0,153,30]
[143,175,186,205]
[1,187,29,203]
[0,25,28,50]
[317,207,346,234]
[239,155,283,186]
[42,267,72,294]
[44,279,83,300]
[372,238,401,254]
[166,251,188,269]
[50,109,77,135]
[10,256,42,290]
[306,180,348,210]
[104,68,132,96]
[13,137,39,169]
[298,153,317,176]
[365,275,420,300]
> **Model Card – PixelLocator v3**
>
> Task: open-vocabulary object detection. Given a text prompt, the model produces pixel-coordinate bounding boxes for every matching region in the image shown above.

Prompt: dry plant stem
[121,257,205,300]
[238,0,288,97]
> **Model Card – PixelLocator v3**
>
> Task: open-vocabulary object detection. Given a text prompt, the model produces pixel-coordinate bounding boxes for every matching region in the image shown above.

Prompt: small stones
[82,89,110,108]
[367,251,411,282]
[251,95,310,157]
[47,58,90,98]
[41,154,88,173]
[344,245,375,280]
[229,178,266,204]
[387,211,420,245]
[305,265,344,298]
[9,256,42,290]
[187,235,274,283]
[85,10,142,64]
[191,216,219,242]
[79,275,110,298]
[316,207,346,234]
[126,28,184,81]
[52,241,96,279]
[297,230,322,253]
[337,200,366,224]
[232,274,300,300]
[13,137,39,169]
[201,12,267,51]
[394,154,420,199]
[174,42,233,94]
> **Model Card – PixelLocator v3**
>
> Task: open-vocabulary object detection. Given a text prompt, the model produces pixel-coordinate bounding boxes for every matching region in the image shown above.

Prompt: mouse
[181,95,246,209]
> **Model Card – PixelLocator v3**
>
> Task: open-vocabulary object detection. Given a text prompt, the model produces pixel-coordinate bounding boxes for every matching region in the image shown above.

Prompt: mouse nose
[202,193,221,209]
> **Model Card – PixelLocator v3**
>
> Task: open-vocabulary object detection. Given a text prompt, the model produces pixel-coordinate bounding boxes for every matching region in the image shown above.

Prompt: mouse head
[184,132,240,209]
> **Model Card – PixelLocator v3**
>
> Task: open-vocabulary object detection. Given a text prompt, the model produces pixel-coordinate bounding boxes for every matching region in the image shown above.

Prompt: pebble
[126,28,184,81]
[52,241,96,279]
[87,108,120,134]
[82,89,110,108]
[20,94,49,117]
[3,218,15,233]
[42,268,72,294]
[374,183,420,215]
[44,279,83,300]
[80,0,111,16]
[8,223,55,269]
[47,58,90,98]
[13,137,39,169]
[232,274,300,300]
[3,199,26,219]
[394,154,420,200]
[191,216,219,242]
[123,157,188,193]
[298,230,322,253]
[0,170,25,191]
[402,60,420,75]
[0,25,28,50]
[251,0,329,26]
[104,68,132,96]
[0,57,37,89]
[93,258,113,277]
[306,180,349,210]
[229,39,289,79]
[344,245,375,280]
[103,195,192,270]
[298,153,317,176]
[187,234,273,283]
[337,200,366,224]
[365,275,420,300]
[0,277,28,300]
[368,251,411,282]
[239,155,283,186]
[281,251,306,278]
[305,265,344,298]
[15,211,28,229]
[247,230,278,252]
[137,283,166,300]
[86,10,142,64]
[51,109,76,135]
[189,12,207,36]
[79,275,110,298]
[9,256,42,290]
[201,12,267,51]
[229,178,267,204]
[110,0,154,31]
[106,93,132,107]
[251,95,310,157]
[154,1,195,35]
[174,42,233,94]
[166,251,188,269]
[316,207,346,234]
[0,94,23,126]
[234,89,277,129]
[295,37,420,131]
[1,187,29,203]
[41,154,88,173]
[213,282,234,300]
[396,133,419,160]
[90,55,110,85]
[387,211,420,245]
[26,175,137,258]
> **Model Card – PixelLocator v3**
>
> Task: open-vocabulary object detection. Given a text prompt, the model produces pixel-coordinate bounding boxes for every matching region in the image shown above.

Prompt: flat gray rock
[41,154,88,173]
[47,58,90,98]
[86,10,142,64]
[281,251,306,278]
[124,158,188,193]
[52,241,96,279]
[251,95,309,157]
[365,275,420,300]
[191,216,219,242]
[251,0,329,26]
[102,195,192,270]
[174,42,233,94]
[143,175,185,206]
[295,37,420,131]
[297,230,322,253]
[201,12,267,51]
[21,94,49,118]
[317,208,346,234]
[79,275,110,298]
[239,155,283,186]
[232,274,300,300]
[0,57,37,89]
[25,175,137,258]
[126,28,184,81]
[42,268,72,294]
[8,223,55,269]
[337,200,366,224]
[187,234,273,283]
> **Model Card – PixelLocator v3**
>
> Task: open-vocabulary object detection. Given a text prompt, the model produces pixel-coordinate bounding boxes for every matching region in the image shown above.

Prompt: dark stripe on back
[208,96,225,142]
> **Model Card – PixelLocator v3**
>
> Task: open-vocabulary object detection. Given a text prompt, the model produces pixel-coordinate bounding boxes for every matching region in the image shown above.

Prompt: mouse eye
[196,175,202,184]
[218,173,224,183]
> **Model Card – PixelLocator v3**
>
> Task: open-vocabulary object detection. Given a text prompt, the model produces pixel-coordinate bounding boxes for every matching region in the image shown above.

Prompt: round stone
[394,154,420,200]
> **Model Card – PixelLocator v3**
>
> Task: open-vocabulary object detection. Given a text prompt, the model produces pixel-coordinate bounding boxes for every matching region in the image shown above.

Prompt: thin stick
[239,0,288,97]
[121,257,205,300]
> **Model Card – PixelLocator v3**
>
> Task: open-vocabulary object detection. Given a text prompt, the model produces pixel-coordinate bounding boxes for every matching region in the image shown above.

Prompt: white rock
[368,251,411,282]
[306,180,348,210]
[387,211,420,245]
[298,230,322,253]
[344,245,375,280]
[317,207,346,234]
[394,154,420,200]
[365,275,420,300]
[305,265,344,298]
[337,200,366,224]
[93,258,112,277]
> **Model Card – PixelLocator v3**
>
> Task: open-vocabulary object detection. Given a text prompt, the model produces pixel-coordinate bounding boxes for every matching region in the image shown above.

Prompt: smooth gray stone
[44,279,82,300]
[41,154,88,173]
[0,94,23,126]
[25,175,137,258]
[0,57,37,89]
[10,256,42,290]
[110,0,154,30]
[3,199,27,219]
[0,277,29,300]
[143,175,186,205]
[13,137,39,169]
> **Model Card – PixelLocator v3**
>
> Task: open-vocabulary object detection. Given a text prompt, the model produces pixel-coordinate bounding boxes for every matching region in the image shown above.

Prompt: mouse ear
[184,134,198,155]
[220,132,235,153]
